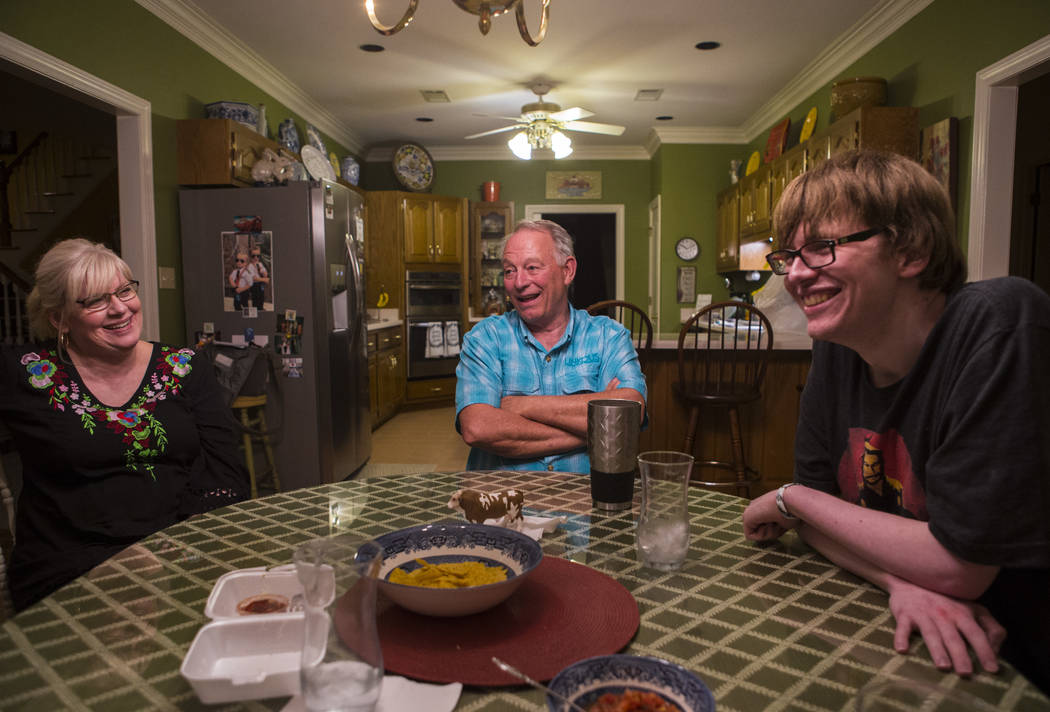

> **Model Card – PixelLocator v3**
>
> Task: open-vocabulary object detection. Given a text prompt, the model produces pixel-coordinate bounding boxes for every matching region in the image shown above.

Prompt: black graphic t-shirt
[794,277,1050,691]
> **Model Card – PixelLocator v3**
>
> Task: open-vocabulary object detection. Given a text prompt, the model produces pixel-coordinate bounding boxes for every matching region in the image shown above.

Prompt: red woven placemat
[378,556,639,686]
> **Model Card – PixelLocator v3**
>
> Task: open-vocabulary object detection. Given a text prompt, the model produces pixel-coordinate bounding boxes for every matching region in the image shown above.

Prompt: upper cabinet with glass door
[470,201,514,315]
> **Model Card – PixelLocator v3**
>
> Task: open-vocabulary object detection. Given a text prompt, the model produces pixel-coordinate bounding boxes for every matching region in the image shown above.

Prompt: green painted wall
[1,0,352,344]
[5,0,1050,341]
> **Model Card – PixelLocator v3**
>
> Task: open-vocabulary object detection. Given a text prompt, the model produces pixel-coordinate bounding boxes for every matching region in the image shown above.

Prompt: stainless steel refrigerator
[178,180,371,489]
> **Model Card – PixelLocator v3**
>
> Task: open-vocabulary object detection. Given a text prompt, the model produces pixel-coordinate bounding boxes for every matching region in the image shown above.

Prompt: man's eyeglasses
[76,280,140,313]
[765,226,887,275]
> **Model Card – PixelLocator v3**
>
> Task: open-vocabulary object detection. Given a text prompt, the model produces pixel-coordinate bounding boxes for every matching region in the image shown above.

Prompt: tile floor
[369,406,471,472]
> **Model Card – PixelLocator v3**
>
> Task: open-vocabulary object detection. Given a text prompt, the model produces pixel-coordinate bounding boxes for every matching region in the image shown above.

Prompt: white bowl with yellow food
[363,522,543,617]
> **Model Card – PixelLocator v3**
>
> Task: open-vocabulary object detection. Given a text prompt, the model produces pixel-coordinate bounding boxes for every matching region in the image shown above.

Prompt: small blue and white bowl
[205,101,259,130]
[547,655,716,712]
[361,522,542,617]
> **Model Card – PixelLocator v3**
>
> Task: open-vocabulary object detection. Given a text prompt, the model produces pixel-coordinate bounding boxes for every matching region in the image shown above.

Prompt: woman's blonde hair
[27,238,134,340]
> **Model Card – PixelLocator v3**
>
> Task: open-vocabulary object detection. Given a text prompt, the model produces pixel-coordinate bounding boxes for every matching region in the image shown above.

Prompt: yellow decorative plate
[800,106,818,143]
[329,152,341,178]
[745,151,761,176]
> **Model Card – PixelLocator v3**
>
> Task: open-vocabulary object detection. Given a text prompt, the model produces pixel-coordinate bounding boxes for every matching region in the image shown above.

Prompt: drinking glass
[636,451,694,571]
[293,535,384,712]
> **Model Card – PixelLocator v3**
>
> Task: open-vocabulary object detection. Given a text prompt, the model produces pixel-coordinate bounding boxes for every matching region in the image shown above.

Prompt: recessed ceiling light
[635,89,663,102]
[359,43,385,52]
[656,116,674,121]
[416,117,434,122]
[695,41,720,50]
[420,90,451,103]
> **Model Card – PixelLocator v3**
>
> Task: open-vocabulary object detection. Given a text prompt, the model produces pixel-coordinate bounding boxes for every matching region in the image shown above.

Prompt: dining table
[0,469,1046,712]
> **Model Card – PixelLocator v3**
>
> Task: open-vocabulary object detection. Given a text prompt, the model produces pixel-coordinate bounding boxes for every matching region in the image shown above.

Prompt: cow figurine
[448,488,524,531]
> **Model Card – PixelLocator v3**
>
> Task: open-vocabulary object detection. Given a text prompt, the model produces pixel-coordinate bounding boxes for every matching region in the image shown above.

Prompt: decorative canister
[830,77,887,120]
[277,119,300,153]
[340,156,361,186]
[482,181,501,202]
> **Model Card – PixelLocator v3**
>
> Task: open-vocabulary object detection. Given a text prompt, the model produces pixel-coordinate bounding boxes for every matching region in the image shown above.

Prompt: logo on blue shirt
[566,353,601,368]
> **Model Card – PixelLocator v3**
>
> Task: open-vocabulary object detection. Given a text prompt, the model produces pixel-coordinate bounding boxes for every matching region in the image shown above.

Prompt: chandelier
[364,0,551,46]
[507,121,572,160]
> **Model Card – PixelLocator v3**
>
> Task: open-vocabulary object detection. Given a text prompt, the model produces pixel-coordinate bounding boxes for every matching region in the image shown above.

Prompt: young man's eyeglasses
[76,280,140,312]
[765,226,887,275]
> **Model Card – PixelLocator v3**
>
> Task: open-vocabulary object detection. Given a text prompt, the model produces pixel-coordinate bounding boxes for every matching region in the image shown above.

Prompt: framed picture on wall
[920,117,959,208]
[545,171,602,199]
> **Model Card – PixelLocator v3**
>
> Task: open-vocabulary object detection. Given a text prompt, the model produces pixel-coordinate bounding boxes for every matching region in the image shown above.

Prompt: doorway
[524,203,624,309]
[1,32,158,339]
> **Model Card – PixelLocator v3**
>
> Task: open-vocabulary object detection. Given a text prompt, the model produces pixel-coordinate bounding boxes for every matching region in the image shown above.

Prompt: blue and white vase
[278,118,301,154]
[340,156,360,186]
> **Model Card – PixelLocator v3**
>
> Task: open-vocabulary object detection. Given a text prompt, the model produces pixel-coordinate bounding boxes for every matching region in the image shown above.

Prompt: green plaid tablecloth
[1,471,1046,711]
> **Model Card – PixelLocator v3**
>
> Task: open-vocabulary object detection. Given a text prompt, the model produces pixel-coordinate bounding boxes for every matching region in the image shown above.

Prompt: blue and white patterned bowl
[361,522,542,617]
[547,655,716,712]
[205,101,259,130]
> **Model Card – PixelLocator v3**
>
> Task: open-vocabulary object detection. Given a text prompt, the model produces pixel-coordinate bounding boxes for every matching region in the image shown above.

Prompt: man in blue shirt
[456,219,646,473]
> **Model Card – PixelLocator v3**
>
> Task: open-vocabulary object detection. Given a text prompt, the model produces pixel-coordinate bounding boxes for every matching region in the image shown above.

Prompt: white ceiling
[142,0,930,160]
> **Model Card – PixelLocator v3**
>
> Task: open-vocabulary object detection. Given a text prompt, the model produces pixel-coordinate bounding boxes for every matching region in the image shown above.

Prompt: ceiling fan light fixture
[551,130,572,158]
[508,131,532,160]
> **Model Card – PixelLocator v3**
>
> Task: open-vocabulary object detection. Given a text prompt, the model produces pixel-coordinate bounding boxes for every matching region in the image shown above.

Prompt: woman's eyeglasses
[765,226,887,275]
[76,280,140,312]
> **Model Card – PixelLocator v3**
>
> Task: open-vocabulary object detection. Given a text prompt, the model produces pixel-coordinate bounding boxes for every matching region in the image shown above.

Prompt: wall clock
[675,236,699,261]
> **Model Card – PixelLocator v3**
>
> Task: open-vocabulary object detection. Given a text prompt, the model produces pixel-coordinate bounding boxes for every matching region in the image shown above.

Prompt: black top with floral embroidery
[1,342,248,612]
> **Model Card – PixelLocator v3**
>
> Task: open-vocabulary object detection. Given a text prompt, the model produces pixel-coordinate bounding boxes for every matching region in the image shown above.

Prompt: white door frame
[647,195,661,333]
[968,34,1050,282]
[1,32,158,340]
[523,203,625,300]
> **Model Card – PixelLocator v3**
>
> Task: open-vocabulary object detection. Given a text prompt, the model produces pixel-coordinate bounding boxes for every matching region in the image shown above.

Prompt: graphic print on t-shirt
[836,428,928,520]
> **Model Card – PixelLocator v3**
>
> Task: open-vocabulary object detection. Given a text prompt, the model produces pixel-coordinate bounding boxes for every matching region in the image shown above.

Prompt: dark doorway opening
[540,212,616,309]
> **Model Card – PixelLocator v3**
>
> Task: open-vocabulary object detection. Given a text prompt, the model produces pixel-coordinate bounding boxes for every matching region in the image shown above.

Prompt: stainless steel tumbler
[587,399,642,511]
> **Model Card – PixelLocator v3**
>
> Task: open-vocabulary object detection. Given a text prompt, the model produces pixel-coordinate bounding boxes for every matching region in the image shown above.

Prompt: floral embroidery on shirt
[21,346,194,480]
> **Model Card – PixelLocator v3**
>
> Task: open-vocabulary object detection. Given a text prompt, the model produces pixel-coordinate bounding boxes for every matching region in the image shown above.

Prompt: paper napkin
[280,676,461,712]
[480,513,567,541]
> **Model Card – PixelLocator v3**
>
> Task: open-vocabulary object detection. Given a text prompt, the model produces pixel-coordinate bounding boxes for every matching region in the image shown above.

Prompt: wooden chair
[673,301,774,497]
[585,299,653,369]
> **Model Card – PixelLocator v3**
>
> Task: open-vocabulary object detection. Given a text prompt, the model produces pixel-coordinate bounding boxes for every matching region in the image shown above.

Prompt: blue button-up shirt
[455,305,647,473]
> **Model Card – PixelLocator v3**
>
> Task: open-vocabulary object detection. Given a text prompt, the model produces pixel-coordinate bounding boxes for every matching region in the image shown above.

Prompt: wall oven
[405,270,462,380]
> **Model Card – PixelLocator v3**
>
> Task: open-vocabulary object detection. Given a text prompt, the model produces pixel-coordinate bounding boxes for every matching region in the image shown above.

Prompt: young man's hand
[886,576,1006,676]
[742,489,798,542]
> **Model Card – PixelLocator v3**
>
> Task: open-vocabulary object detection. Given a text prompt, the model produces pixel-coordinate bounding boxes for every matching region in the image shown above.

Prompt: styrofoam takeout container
[205,566,303,619]
[181,614,303,704]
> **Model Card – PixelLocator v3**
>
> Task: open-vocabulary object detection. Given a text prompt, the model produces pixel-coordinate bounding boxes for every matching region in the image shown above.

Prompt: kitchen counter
[366,307,402,332]
[652,329,811,351]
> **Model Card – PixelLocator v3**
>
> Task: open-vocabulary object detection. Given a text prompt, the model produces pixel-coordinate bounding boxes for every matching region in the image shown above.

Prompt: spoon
[491,657,588,712]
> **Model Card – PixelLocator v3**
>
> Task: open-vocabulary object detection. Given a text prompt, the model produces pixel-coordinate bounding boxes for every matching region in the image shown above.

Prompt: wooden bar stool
[231,394,281,498]
[672,301,773,498]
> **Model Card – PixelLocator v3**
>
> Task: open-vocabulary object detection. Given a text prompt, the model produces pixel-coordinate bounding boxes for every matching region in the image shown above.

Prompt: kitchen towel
[443,321,460,356]
[423,322,445,359]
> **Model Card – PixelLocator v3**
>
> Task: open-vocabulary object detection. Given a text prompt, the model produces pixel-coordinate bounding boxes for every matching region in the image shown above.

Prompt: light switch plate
[158,266,176,289]
[680,307,696,323]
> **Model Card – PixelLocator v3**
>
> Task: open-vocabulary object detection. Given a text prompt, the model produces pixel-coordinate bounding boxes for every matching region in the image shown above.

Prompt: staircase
[0,131,116,345]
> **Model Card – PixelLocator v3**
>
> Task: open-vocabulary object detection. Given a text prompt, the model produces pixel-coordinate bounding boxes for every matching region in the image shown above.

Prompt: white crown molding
[740,0,933,141]
[366,143,649,162]
[136,0,363,154]
[651,127,748,145]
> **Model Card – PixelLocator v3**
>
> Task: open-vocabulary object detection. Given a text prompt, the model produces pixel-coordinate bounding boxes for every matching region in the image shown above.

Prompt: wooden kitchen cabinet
[176,118,289,187]
[715,185,740,273]
[368,325,404,428]
[715,105,918,273]
[738,163,772,241]
[402,194,465,264]
[469,200,514,314]
[364,191,405,311]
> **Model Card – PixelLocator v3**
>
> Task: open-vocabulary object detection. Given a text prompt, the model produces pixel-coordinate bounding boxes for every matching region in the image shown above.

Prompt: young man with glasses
[742,150,1049,692]
[247,249,269,309]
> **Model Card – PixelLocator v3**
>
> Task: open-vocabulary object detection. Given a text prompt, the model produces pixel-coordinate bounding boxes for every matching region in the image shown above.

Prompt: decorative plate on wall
[392,143,434,192]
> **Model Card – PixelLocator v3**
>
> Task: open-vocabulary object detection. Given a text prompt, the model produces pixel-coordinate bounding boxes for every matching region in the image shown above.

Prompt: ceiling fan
[465,81,625,159]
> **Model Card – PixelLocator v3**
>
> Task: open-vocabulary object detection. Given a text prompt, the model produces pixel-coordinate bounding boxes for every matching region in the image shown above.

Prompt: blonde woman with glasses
[1,238,247,613]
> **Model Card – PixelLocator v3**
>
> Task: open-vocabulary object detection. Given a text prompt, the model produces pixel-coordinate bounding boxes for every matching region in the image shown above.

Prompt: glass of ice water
[636,451,694,571]
[294,535,384,712]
